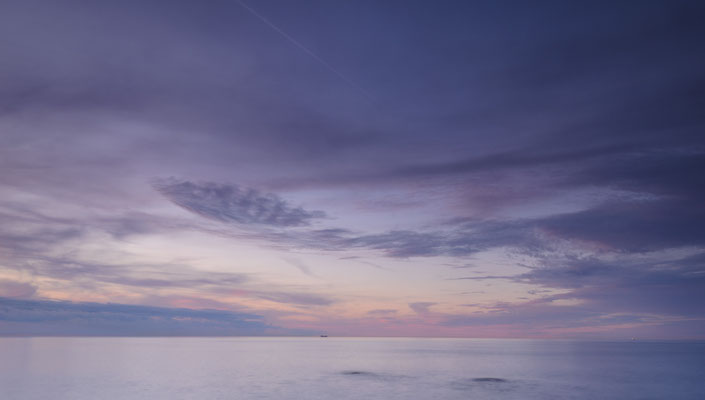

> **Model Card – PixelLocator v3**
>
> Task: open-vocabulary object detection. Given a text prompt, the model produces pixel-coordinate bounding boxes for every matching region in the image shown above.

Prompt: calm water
[0,337,703,400]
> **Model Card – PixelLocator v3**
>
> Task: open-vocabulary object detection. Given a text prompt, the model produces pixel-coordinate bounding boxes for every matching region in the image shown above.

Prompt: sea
[0,337,703,400]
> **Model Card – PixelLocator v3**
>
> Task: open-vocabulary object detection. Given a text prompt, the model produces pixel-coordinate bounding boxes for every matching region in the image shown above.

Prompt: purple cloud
[154,179,325,227]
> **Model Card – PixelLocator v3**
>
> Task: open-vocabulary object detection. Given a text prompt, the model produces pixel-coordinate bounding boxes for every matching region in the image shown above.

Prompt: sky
[0,0,704,339]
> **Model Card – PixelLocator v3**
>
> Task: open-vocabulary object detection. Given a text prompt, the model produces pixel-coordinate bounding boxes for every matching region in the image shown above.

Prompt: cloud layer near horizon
[0,297,273,336]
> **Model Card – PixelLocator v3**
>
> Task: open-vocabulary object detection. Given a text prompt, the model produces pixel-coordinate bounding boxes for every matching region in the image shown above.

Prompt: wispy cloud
[148,171,705,261]
[517,252,705,317]
[154,179,325,227]
[253,291,335,307]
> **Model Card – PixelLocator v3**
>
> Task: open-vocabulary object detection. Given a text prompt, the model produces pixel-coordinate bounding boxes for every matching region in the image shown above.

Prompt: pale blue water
[0,337,703,400]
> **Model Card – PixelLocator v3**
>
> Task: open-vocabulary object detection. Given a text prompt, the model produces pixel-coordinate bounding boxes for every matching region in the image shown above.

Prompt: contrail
[235,0,373,99]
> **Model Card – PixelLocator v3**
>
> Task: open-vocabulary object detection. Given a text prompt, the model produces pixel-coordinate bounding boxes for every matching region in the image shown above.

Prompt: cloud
[537,199,705,252]
[5,253,249,293]
[441,290,705,339]
[283,257,315,276]
[440,252,705,336]
[0,201,341,311]
[571,152,705,200]
[0,207,84,257]
[198,154,705,262]
[347,230,447,257]
[254,291,335,306]
[154,179,325,227]
[0,203,193,262]
[12,168,700,268]
[409,302,436,315]
[441,297,680,335]
[530,151,705,252]
[429,249,705,336]
[516,252,705,317]
[393,145,630,179]
[205,188,702,259]
[357,218,541,258]
[262,219,540,258]
[0,280,37,298]
[0,297,272,336]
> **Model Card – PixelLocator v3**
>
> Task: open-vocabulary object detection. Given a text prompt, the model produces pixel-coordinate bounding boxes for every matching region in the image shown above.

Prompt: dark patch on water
[339,370,409,382]
[472,377,507,383]
[451,377,517,392]
[341,370,377,377]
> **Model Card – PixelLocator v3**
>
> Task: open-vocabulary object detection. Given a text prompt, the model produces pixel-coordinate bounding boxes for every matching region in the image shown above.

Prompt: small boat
[320,334,328,337]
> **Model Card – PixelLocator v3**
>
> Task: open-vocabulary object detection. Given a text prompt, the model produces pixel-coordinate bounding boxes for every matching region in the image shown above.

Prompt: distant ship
[320,334,328,337]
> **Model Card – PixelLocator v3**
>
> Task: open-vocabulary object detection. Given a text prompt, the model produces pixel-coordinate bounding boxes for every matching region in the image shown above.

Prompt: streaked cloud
[154,179,325,227]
